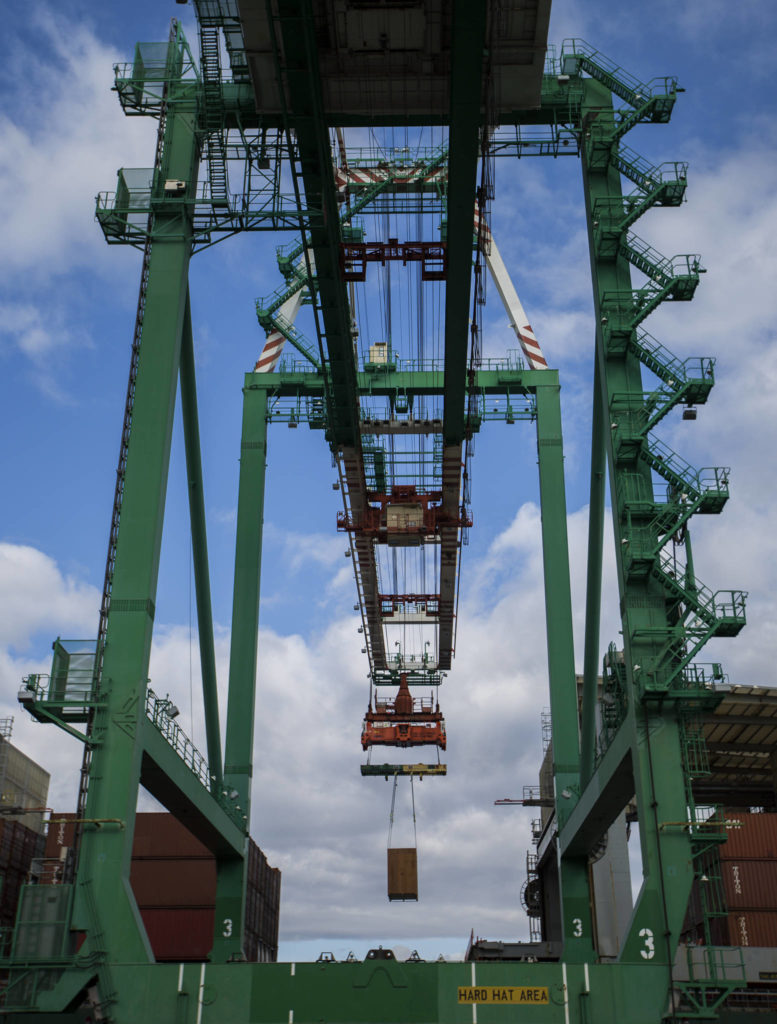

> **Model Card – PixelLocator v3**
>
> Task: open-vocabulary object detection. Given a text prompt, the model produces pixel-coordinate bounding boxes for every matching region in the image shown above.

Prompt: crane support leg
[71,243,196,964]
[574,74,730,971]
[180,290,223,789]
[580,356,607,786]
[212,383,269,961]
[534,380,595,962]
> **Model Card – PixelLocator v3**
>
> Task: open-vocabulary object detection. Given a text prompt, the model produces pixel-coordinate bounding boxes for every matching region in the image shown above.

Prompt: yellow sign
[457,987,549,1005]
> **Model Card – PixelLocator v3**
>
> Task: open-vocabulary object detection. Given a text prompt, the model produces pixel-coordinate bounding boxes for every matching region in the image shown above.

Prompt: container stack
[683,811,777,947]
[130,814,218,961]
[44,812,280,961]
[714,811,777,948]
[245,841,282,962]
[0,819,45,945]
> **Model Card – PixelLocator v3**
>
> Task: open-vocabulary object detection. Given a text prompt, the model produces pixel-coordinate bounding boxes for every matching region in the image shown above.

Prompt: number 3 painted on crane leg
[223,918,233,938]
[639,927,655,959]
[572,918,582,937]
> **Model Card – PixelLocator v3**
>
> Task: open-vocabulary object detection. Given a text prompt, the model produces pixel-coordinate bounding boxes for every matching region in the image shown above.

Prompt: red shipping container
[140,907,214,961]
[130,858,216,908]
[724,911,777,948]
[720,812,777,860]
[132,815,211,860]
[44,813,76,860]
[47,812,280,961]
[721,860,777,911]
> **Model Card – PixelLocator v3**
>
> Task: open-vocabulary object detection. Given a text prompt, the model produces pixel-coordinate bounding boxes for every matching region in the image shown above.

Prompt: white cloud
[0,9,157,395]
[0,544,100,812]
[0,11,155,280]
[0,528,559,946]
[0,543,99,652]
[2,437,774,947]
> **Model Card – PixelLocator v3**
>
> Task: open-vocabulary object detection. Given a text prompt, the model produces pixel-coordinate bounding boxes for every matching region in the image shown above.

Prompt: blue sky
[1,0,776,961]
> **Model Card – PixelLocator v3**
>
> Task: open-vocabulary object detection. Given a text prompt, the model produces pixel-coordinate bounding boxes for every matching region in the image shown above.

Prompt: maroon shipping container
[721,860,777,911]
[0,867,29,930]
[720,812,777,860]
[0,820,45,932]
[47,811,280,961]
[724,911,777,948]
[44,814,76,860]
[140,907,215,961]
[130,858,216,908]
[0,820,43,872]
[132,815,212,860]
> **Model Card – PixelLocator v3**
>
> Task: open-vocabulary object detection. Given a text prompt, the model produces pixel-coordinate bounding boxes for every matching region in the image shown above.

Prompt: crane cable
[411,772,418,848]
[388,772,398,848]
[387,773,418,850]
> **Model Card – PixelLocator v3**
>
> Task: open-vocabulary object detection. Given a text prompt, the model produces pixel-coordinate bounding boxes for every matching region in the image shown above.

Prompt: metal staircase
[629,329,714,404]
[199,26,229,207]
[561,39,674,112]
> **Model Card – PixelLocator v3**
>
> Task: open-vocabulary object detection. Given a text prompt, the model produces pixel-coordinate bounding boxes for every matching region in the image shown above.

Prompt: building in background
[0,720,49,949]
[0,719,49,834]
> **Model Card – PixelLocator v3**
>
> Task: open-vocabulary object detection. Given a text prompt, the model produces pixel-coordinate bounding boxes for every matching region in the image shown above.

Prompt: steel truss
[3,8,749,1024]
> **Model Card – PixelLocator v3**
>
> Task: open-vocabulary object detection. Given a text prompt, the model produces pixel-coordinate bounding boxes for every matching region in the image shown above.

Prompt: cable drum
[520,877,543,917]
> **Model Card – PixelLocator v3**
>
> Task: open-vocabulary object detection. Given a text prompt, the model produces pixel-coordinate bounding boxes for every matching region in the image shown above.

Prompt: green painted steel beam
[560,716,633,857]
[533,380,594,963]
[272,0,361,450]
[441,0,487,447]
[216,76,582,131]
[139,719,244,858]
[212,384,269,962]
[179,290,222,789]
[579,77,702,968]
[534,379,581,816]
[71,76,201,976]
[360,763,447,777]
[580,357,606,787]
[244,368,547,398]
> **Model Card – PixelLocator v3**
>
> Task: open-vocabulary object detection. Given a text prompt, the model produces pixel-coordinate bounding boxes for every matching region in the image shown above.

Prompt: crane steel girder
[5,4,753,1020]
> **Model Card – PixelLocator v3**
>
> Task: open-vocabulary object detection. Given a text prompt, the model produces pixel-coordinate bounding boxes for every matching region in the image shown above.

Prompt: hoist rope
[410,773,418,849]
[388,772,399,848]
[387,774,418,850]
[189,541,194,738]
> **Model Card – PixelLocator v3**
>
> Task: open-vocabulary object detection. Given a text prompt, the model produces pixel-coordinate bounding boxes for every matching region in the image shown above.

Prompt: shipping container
[140,907,214,961]
[132,814,212,860]
[722,912,777,949]
[720,812,777,860]
[45,811,280,961]
[0,819,46,932]
[721,859,777,911]
[387,848,417,901]
[130,858,216,908]
[44,814,76,860]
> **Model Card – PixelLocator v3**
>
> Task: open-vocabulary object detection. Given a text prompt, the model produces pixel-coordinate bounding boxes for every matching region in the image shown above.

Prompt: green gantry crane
[4,2,751,1022]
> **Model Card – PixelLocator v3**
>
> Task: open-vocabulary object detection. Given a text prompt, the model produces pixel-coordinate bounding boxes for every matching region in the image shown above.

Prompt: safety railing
[144,690,244,829]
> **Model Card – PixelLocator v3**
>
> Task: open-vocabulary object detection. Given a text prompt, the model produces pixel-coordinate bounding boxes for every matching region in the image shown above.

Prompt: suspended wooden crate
[387,848,418,902]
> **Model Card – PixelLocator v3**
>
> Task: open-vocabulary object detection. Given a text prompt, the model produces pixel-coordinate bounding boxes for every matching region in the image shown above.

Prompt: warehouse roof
[697,683,777,809]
